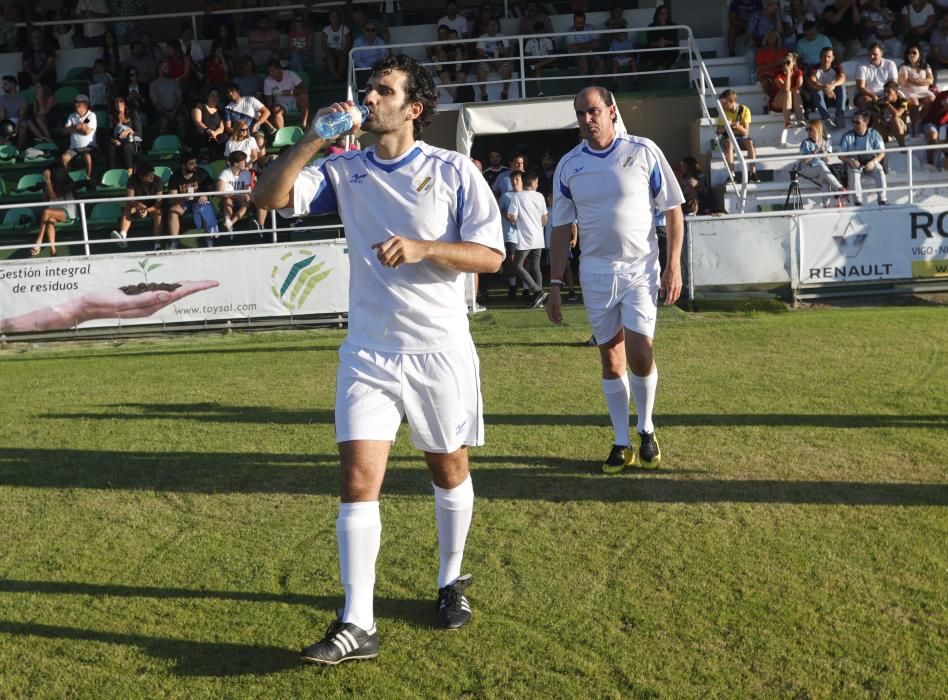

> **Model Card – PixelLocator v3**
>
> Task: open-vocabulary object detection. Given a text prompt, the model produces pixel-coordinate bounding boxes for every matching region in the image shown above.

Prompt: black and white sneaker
[437,574,473,630]
[530,291,548,309]
[300,619,379,665]
[638,430,662,468]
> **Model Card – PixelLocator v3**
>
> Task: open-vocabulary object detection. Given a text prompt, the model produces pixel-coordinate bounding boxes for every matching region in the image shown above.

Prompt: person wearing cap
[62,94,97,179]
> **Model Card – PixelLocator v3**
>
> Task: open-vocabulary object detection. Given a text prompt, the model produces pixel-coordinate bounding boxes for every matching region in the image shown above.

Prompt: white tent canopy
[455,97,628,155]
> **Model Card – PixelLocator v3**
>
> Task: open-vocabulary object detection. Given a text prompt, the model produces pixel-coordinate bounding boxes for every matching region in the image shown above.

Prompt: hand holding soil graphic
[1,280,219,333]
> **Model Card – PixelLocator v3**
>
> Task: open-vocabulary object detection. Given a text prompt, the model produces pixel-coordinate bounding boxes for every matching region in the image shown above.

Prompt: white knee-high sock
[337,501,381,631]
[433,476,474,589]
[630,368,658,434]
[601,375,631,447]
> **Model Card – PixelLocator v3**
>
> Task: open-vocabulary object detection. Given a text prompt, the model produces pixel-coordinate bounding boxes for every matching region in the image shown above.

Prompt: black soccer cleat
[300,619,379,665]
[638,430,662,468]
[602,443,635,474]
[437,574,473,630]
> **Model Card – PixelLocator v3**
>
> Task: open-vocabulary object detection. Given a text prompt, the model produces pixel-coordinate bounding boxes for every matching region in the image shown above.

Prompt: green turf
[0,305,946,697]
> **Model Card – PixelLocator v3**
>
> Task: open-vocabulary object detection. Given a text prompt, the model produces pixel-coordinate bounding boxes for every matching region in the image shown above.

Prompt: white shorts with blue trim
[580,267,660,342]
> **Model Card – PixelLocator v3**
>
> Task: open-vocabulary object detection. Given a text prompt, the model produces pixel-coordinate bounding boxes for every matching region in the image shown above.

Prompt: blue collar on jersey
[581,138,621,159]
[366,145,423,173]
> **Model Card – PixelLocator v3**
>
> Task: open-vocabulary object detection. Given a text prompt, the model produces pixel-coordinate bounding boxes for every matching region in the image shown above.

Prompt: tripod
[783,168,823,211]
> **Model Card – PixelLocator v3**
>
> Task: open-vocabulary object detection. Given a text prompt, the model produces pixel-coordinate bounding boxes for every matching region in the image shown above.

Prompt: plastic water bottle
[313,106,369,139]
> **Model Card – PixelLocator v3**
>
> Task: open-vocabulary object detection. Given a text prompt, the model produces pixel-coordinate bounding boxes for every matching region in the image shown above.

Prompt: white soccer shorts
[580,267,660,343]
[334,340,485,453]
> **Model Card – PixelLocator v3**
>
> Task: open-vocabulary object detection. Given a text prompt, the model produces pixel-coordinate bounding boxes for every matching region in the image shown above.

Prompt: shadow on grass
[4,343,341,364]
[0,448,945,505]
[40,403,948,430]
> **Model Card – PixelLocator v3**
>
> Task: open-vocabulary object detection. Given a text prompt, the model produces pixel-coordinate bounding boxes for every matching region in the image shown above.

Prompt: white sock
[601,375,631,447]
[630,369,658,434]
[337,501,381,631]
[433,476,474,588]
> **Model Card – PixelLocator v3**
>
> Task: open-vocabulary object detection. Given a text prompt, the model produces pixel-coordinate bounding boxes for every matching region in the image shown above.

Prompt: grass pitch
[0,304,946,698]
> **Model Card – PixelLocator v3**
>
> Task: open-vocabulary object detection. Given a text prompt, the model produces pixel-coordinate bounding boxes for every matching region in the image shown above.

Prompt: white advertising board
[688,216,793,287]
[0,241,349,334]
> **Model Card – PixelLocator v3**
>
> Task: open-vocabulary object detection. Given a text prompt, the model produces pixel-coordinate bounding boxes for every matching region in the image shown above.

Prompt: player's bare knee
[425,449,469,489]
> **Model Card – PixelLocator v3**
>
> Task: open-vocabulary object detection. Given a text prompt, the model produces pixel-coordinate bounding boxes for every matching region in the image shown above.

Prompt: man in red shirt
[921,90,948,167]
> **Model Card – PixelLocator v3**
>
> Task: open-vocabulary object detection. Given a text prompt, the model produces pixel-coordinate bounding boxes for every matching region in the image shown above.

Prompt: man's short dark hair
[226,82,241,94]
[868,42,883,53]
[523,171,539,184]
[820,46,834,57]
[370,54,439,138]
[1,75,15,84]
[135,162,155,176]
[853,110,871,123]
[180,150,197,164]
[228,150,248,164]
[574,11,586,20]
[802,20,817,32]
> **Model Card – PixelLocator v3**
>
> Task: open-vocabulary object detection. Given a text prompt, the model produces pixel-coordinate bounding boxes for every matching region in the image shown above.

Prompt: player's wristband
[549,279,564,287]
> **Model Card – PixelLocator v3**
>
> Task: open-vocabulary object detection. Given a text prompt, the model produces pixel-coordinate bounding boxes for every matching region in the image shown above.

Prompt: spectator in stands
[437,29,473,102]
[62,94,97,179]
[861,0,900,58]
[900,44,935,133]
[167,152,218,248]
[201,0,234,42]
[605,5,628,31]
[19,29,56,90]
[101,30,123,77]
[717,89,761,182]
[107,95,142,172]
[566,12,604,76]
[855,43,899,110]
[150,60,187,141]
[0,75,27,147]
[351,5,389,43]
[352,23,389,75]
[647,4,681,69]
[729,0,762,56]
[795,21,833,68]
[493,153,526,197]
[52,15,77,52]
[178,23,206,78]
[233,57,264,100]
[164,41,198,96]
[30,162,77,257]
[771,52,807,127]
[476,18,512,101]
[608,29,639,90]
[920,89,948,167]
[806,46,847,127]
[482,149,508,190]
[782,0,813,50]
[118,66,149,119]
[519,1,553,36]
[125,41,158,87]
[755,31,789,100]
[141,32,165,67]
[822,0,862,60]
[470,1,497,39]
[217,150,265,233]
[212,23,240,68]
[508,171,548,308]
[871,80,908,147]
[0,7,16,54]
[929,14,948,77]
[798,119,846,201]
[900,0,937,47]
[205,45,231,89]
[190,86,227,159]
[75,0,108,48]
[89,58,116,109]
[24,81,56,145]
[440,1,470,38]
[224,119,259,163]
[249,15,282,69]
[322,9,352,83]
[288,15,314,75]
[111,162,165,249]
[524,21,556,97]
[839,110,888,205]
[113,0,145,45]
[224,82,271,135]
[747,0,784,50]
[263,60,310,130]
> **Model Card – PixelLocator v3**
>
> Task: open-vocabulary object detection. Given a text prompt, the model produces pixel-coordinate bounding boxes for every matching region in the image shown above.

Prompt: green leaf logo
[271,250,332,311]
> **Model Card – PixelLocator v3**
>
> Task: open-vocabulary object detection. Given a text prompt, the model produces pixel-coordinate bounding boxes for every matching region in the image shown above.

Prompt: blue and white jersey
[282,141,503,353]
[552,134,684,274]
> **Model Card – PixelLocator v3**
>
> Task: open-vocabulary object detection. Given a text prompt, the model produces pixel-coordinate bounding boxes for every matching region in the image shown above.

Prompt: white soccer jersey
[509,190,547,251]
[282,141,503,353]
[552,134,684,274]
[263,69,302,110]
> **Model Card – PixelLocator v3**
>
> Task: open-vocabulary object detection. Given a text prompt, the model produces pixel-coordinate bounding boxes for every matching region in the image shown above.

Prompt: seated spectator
[647,4,681,69]
[716,89,761,182]
[861,0,900,58]
[755,31,788,98]
[111,162,165,249]
[24,81,56,146]
[211,24,240,68]
[524,22,556,97]
[795,21,832,67]
[288,15,314,74]
[920,89,948,167]
[822,0,862,60]
[101,30,123,77]
[19,28,56,90]
[771,52,806,127]
[747,0,784,51]
[164,41,197,96]
[0,74,27,148]
[217,150,266,233]
[729,0,762,56]
[805,46,847,127]
[609,30,639,90]
[224,82,271,135]
[107,95,142,172]
[605,5,628,31]
[470,1,497,39]
[233,56,264,100]
[440,1,471,38]
[202,0,235,42]
[224,119,259,163]
[124,41,158,87]
[141,32,165,66]
[352,23,389,74]
[322,9,352,83]
[263,60,310,130]
[855,43,899,110]
[520,1,553,36]
[88,58,115,109]
[351,5,388,43]
[205,45,231,89]
[249,15,282,69]
[782,0,813,50]
[901,0,937,47]
[899,45,935,133]
[871,80,908,147]
[190,87,227,159]
[434,28,471,101]
[476,18,512,101]
[61,94,97,179]
[149,61,187,140]
[929,14,948,77]
[76,0,108,48]
[798,119,846,202]
[52,15,77,52]
[566,12,604,76]
[118,66,150,119]
[177,22,206,78]
[0,7,16,54]
[167,152,219,248]
[31,162,77,257]
[839,110,888,205]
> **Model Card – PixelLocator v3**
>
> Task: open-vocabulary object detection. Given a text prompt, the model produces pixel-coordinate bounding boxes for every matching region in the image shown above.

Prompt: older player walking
[546,86,684,473]
[253,54,503,665]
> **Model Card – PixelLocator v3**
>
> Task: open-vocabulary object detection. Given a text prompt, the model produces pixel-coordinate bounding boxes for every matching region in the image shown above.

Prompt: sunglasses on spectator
[238,128,249,133]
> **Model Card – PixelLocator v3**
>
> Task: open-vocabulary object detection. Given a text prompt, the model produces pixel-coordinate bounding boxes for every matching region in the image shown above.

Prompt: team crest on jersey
[412,175,434,194]
[349,172,367,184]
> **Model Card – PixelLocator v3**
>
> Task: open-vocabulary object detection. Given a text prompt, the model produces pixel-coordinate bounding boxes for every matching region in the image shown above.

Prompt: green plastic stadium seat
[99,168,130,194]
[153,166,173,187]
[0,206,37,233]
[272,126,304,151]
[68,171,89,183]
[54,86,81,106]
[0,143,17,163]
[148,134,182,159]
[31,141,58,154]
[87,202,123,230]
[10,173,46,199]
[65,66,91,81]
